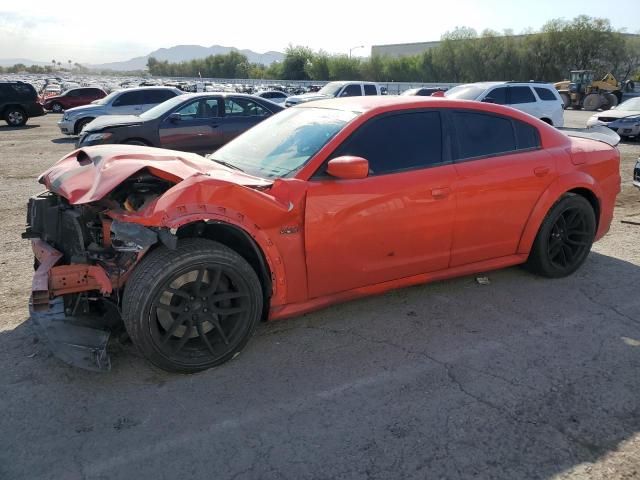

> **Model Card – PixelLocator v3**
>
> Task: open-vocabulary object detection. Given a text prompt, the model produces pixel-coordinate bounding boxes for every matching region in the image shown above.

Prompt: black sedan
[77,93,284,153]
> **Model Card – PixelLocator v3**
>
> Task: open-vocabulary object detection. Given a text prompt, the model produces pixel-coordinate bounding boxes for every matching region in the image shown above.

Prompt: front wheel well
[567,188,600,229]
[176,221,272,320]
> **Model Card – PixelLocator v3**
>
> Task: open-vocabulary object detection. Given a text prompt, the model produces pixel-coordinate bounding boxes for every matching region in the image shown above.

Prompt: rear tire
[526,194,596,278]
[4,107,27,126]
[583,94,602,111]
[122,238,263,373]
[560,92,571,110]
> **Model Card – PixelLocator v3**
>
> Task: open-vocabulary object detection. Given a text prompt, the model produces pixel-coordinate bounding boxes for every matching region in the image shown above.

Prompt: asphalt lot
[0,110,639,480]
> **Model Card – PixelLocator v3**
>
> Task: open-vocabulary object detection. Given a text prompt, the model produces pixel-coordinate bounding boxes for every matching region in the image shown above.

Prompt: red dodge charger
[25,96,621,373]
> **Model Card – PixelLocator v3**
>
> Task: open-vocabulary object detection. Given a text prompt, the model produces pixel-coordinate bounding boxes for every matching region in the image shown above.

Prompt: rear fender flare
[517,172,602,255]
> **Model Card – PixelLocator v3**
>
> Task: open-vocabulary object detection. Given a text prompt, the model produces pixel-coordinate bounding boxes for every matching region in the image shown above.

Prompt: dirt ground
[0,111,639,480]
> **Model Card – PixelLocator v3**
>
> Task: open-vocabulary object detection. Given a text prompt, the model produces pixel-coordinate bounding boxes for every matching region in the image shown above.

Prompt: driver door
[159,98,224,153]
[304,111,456,298]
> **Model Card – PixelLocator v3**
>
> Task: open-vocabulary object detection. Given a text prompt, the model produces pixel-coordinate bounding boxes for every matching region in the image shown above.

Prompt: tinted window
[112,91,140,106]
[141,89,177,104]
[224,98,269,117]
[534,87,557,101]
[340,84,362,97]
[453,112,515,159]
[364,84,378,96]
[514,120,540,149]
[509,86,536,104]
[330,112,443,175]
[486,87,507,105]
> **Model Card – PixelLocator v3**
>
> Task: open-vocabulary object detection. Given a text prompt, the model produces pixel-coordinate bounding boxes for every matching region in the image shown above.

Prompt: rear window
[453,111,540,160]
[454,112,515,159]
[140,89,177,104]
[0,83,36,99]
[364,84,378,96]
[534,87,557,101]
[509,86,536,104]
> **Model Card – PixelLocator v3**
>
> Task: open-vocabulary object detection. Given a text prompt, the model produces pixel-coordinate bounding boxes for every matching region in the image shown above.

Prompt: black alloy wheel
[526,194,596,278]
[123,238,263,373]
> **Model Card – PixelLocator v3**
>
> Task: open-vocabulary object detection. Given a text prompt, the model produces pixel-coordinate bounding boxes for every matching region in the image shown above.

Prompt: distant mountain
[0,58,53,67]
[89,45,285,71]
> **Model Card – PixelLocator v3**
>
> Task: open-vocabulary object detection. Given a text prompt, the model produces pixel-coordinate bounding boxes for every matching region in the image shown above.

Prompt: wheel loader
[554,71,623,111]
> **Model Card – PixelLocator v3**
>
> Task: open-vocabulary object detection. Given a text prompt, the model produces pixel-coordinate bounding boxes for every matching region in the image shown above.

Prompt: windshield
[209,107,358,178]
[317,82,344,97]
[617,97,640,111]
[94,91,119,105]
[139,95,187,120]
[444,84,487,100]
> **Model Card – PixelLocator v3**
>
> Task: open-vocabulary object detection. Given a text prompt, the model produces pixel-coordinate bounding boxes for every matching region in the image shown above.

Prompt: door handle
[534,166,550,177]
[431,187,450,199]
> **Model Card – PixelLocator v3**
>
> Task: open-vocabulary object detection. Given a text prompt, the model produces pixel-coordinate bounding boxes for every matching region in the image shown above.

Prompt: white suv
[445,81,564,127]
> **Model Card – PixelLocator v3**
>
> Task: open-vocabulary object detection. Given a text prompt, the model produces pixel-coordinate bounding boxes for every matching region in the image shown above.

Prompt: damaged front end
[24,161,179,371]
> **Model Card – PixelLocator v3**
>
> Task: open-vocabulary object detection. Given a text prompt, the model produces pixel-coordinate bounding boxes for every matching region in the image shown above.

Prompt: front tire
[74,117,93,135]
[526,194,596,278]
[51,102,63,113]
[122,238,263,373]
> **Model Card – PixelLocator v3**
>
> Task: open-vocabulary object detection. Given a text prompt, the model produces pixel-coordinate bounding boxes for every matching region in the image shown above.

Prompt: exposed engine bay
[23,169,179,371]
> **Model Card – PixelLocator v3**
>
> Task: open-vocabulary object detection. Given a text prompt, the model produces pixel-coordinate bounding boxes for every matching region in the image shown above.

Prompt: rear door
[305,110,457,298]
[109,91,143,115]
[508,86,538,118]
[159,97,224,153]
[138,89,177,113]
[219,97,273,145]
[339,84,363,97]
[449,110,556,266]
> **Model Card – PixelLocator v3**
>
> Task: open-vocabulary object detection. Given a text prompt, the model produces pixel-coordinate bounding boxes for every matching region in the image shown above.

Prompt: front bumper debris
[30,296,111,372]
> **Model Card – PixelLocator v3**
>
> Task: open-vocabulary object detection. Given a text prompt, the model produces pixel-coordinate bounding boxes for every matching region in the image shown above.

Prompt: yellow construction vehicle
[554,71,623,111]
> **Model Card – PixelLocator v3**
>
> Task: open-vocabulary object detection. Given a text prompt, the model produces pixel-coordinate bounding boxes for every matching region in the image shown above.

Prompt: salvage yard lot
[0,111,639,479]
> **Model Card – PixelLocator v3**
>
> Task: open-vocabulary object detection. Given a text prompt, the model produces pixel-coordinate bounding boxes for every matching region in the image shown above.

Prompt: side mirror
[326,156,369,180]
[482,97,496,103]
[168,112,181,122]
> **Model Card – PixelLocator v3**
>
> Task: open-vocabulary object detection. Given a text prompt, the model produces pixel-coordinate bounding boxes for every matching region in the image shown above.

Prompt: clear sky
[1,0,639,64]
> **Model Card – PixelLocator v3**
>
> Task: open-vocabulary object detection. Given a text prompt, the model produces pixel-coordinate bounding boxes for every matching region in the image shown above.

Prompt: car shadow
[1,251,639,479]
[50,137,77,144]
[0,124,39,131]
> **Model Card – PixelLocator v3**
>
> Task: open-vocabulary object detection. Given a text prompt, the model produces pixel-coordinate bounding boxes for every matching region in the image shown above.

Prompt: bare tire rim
[149,264,252,364]
[8,111,24,125]
[547,207,592,270]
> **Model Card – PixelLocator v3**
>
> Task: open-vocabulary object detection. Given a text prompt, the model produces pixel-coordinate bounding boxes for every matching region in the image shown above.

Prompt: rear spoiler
[558,125,620,147]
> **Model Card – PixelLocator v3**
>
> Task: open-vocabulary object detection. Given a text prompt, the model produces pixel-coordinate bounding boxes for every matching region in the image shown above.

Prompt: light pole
[349,45,364,58]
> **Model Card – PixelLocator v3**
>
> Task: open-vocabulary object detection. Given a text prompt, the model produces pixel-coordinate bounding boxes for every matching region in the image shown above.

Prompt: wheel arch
[74,117,94,134]
[175,219,275,320]
[518,174,602,255]
[122,137,152,146]
[2,104,25,115]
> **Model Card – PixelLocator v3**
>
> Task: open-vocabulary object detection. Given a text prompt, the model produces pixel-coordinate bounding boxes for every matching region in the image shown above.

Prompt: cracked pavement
[1,112,639,480]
